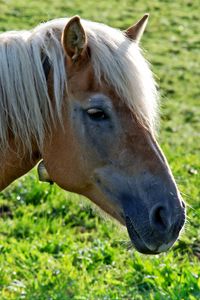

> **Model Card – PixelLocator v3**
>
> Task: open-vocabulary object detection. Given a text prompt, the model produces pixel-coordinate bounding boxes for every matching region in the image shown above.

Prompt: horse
[0,14,185,254]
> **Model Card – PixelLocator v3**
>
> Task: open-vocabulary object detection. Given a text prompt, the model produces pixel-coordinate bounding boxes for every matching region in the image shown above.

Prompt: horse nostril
[150,205,171,233]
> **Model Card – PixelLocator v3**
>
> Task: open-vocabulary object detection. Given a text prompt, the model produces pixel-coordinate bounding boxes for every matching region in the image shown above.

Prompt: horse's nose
[149,204,172,234]
[149,202,185,238]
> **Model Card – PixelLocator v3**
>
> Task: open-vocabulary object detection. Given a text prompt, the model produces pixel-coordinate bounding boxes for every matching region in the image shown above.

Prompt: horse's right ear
[125,14,149,43]
[62,16,87,62]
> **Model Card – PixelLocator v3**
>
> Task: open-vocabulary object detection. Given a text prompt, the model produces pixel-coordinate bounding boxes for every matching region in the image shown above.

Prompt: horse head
[41,16,185,254]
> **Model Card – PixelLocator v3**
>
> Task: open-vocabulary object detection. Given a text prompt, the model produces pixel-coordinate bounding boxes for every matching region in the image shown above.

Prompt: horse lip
[125,216,159,255]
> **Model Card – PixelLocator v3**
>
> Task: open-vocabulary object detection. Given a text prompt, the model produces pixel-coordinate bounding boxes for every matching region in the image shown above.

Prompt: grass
[0,0,199,299]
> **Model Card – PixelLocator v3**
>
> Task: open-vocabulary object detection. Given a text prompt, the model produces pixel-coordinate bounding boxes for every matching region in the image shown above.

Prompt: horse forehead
[67,63,115,103]
[66,54,151,126]
[68,61,97,93]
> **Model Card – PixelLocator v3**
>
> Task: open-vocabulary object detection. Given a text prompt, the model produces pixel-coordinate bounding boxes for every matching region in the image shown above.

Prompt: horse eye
[87,108,107,120]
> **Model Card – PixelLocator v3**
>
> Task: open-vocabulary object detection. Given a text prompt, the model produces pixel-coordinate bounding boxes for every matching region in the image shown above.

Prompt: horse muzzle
[93,167,186,254]
[123,195,186,254]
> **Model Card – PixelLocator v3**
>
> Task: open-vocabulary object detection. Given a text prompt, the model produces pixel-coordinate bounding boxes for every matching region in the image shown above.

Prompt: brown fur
[0,137,40,191]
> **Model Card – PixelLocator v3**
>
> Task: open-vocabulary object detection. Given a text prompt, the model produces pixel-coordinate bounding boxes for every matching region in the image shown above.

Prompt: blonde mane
[0,18,158,153]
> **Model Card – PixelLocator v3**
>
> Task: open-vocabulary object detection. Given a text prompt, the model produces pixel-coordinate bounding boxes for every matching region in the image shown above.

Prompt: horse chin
[125,216,159,255]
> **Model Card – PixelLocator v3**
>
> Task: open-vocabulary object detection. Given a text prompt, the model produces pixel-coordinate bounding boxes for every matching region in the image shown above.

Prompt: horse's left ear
[125,14,149,43]
[62,16,87,62]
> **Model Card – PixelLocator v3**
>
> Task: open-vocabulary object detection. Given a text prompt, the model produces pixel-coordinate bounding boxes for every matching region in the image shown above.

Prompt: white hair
[0,18,158,153]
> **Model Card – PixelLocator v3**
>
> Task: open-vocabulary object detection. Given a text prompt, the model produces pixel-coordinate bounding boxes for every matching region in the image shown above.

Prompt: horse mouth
[125,216,159,255]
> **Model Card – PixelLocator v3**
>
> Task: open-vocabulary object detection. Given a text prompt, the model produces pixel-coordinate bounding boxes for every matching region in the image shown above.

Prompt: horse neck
[0,30,56,191]
[0,138,41,191]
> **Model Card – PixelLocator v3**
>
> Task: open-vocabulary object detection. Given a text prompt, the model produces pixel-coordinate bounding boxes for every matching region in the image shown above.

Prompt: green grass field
[0,0,199,299]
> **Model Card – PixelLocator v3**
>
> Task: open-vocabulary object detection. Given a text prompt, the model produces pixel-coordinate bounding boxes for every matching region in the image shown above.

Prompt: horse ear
[62,16,87,62]
[125,14,149,43]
